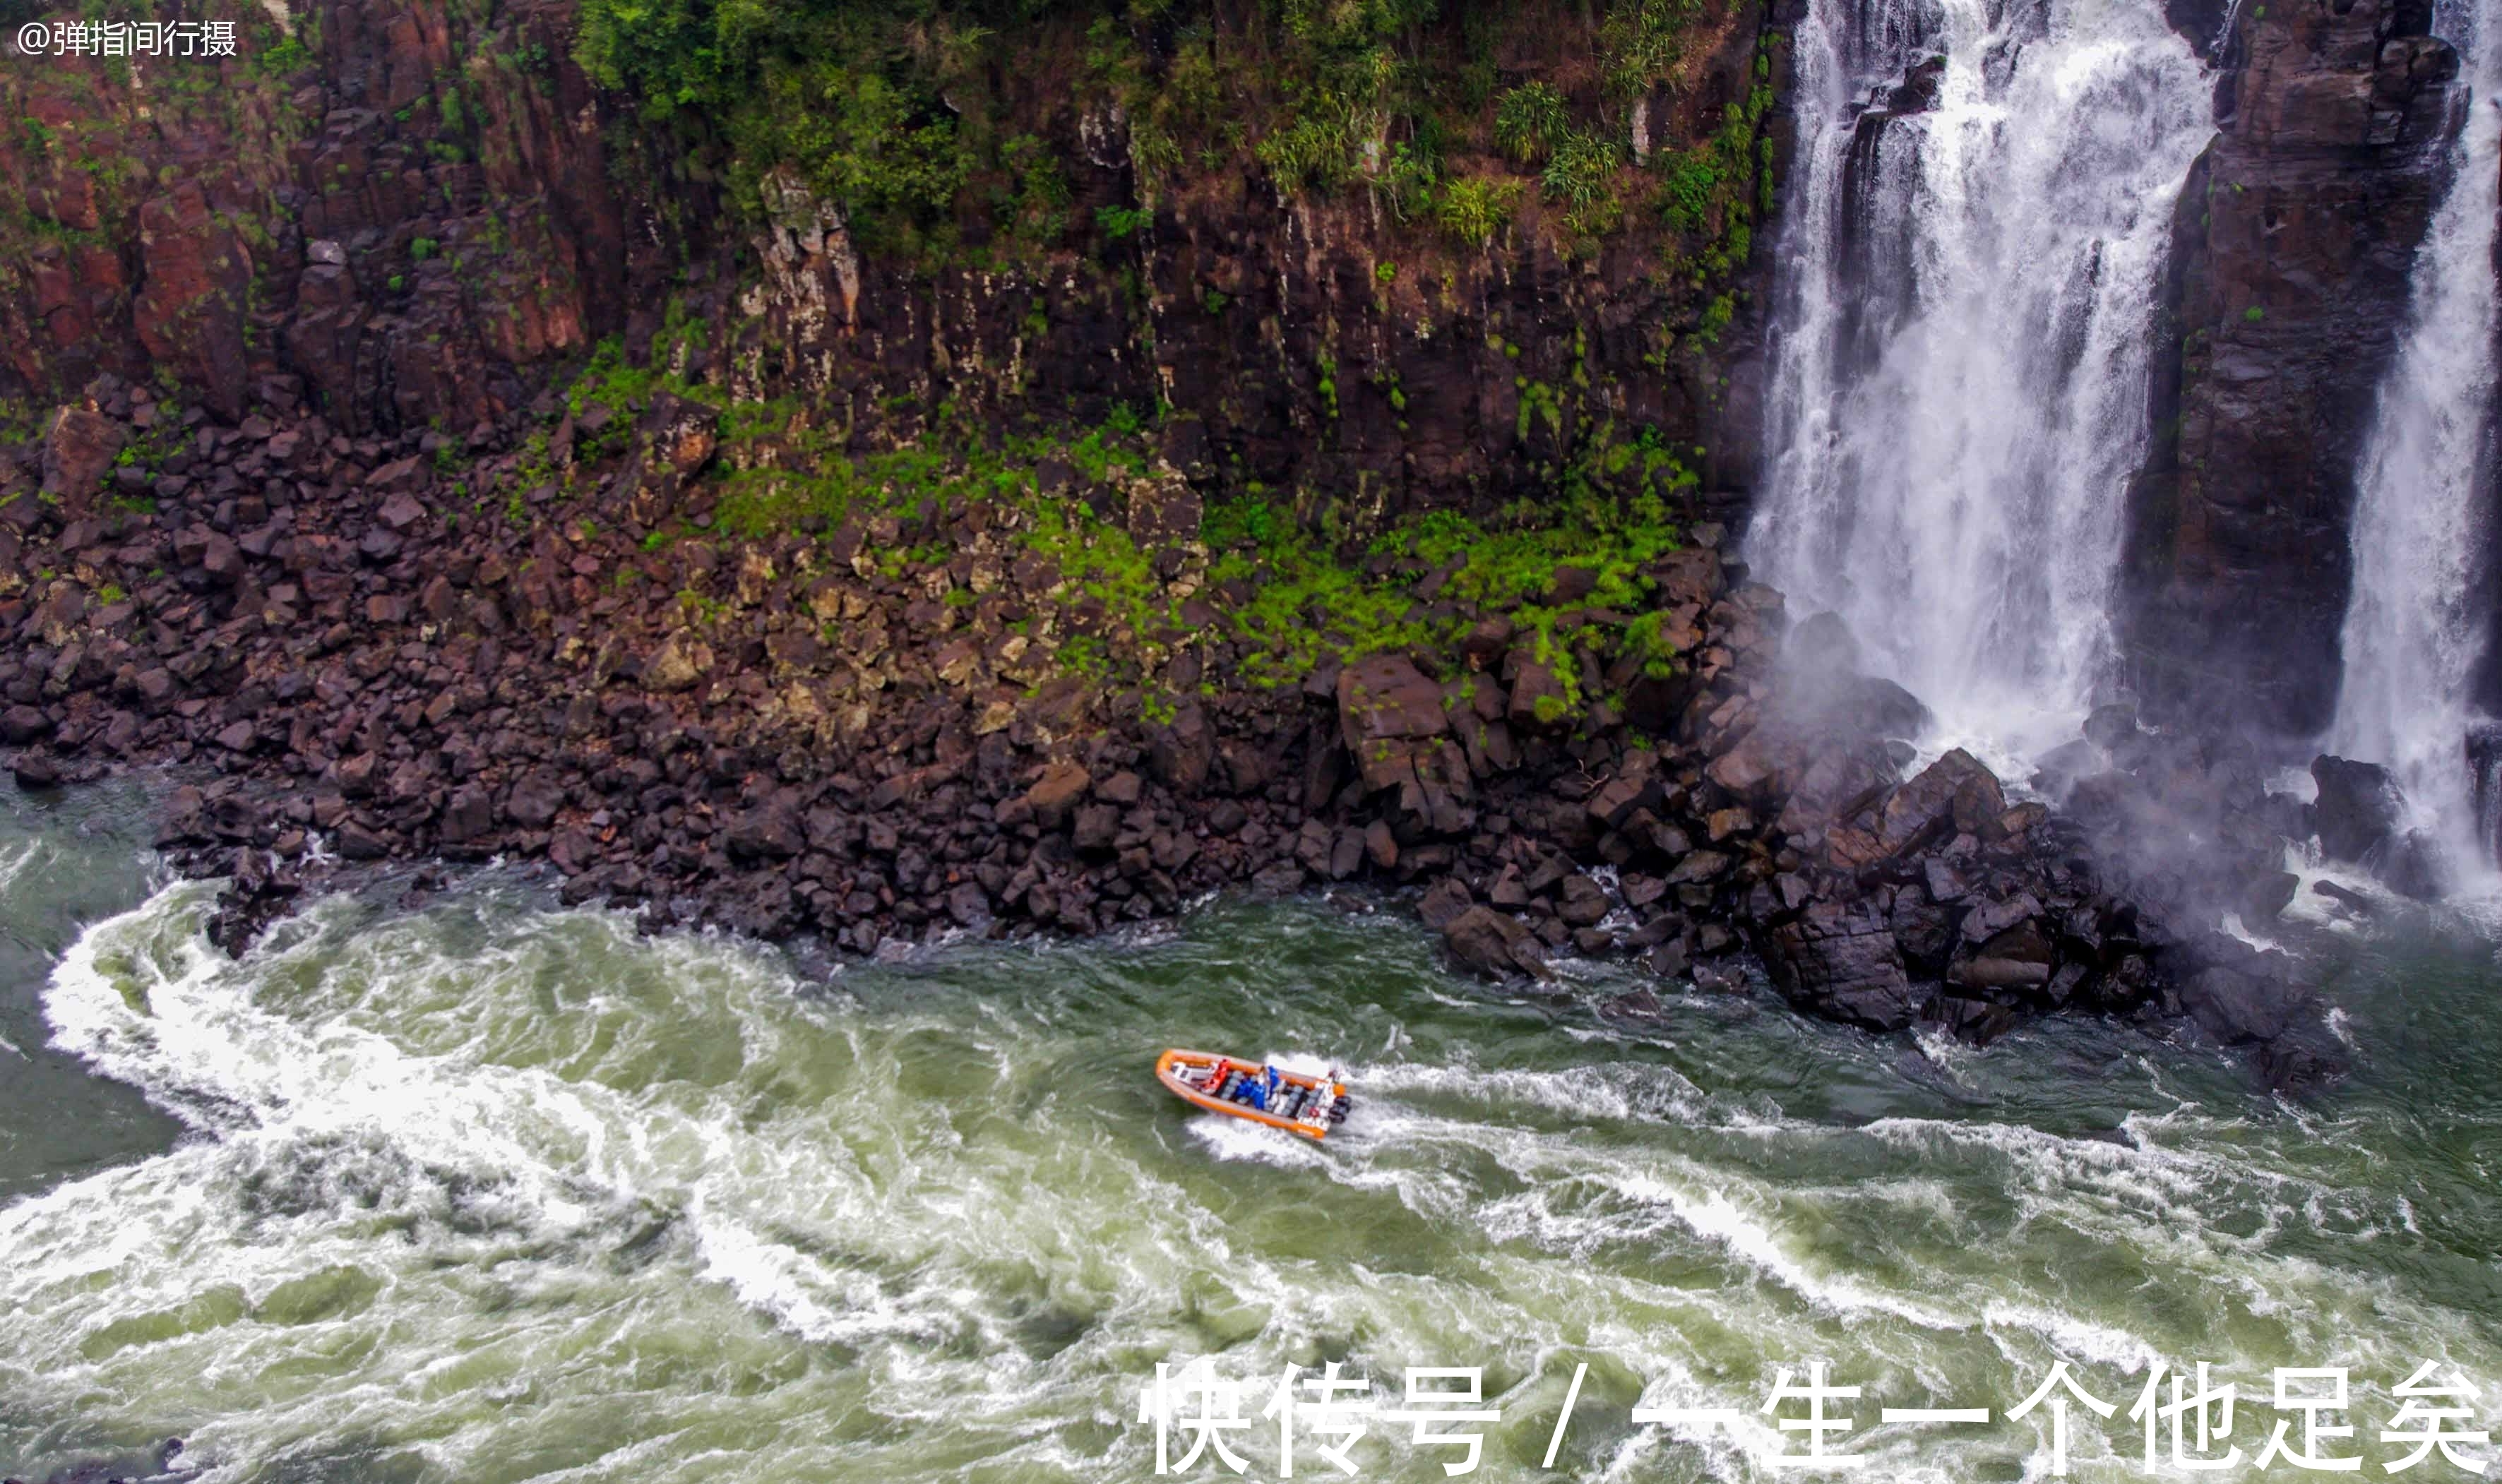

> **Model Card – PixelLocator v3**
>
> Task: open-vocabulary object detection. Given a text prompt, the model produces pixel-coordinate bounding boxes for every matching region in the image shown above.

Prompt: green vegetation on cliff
[542,339,1701,720]
[575,0,1775,267]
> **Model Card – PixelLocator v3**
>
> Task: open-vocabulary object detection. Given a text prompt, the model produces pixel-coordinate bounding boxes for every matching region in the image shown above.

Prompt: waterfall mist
[1746,0,2212,761]
[2328,0,2502,871]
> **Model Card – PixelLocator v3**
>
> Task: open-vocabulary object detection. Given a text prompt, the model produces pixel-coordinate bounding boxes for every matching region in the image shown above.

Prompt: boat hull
[1157,1049,1344,1141]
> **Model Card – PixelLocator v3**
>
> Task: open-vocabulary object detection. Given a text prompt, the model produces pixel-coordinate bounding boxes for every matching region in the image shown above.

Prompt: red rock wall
[0,0,681,434]
[0,0,1784,522]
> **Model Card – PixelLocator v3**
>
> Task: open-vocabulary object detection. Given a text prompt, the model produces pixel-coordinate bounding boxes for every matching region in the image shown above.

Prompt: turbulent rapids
[4,789,2501,1484]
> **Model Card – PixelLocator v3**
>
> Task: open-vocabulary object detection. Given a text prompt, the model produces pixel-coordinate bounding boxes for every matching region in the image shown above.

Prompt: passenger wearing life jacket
[1199,1059,1292,1114]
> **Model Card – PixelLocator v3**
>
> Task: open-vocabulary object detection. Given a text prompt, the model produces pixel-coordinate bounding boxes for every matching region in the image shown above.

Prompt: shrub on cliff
[570,0,1750,263]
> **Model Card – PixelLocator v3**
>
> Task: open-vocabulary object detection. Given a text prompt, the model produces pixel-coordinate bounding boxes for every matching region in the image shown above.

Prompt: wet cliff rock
[2124,0,2465,738]
[0,0,667,438]
[0,0,1782,525]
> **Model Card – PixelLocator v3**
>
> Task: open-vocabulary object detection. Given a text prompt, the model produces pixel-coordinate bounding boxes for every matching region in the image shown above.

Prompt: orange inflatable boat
[1157,1049,1351,1141]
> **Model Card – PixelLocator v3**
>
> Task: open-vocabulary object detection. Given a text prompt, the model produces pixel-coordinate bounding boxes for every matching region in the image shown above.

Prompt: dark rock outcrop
[2311,753,2449,898]
[2124,0,2465,736]
[2312,753,2406,861]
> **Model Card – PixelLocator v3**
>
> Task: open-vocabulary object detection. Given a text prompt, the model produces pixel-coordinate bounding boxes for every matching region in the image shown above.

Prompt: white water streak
[2330,0,2502,867]
[7,884,2495,1483]
[1748,0,2212,747]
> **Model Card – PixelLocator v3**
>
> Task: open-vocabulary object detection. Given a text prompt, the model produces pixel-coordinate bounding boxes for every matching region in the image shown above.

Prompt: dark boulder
[1417,877,1474,931]
[2258,1018,2352,1090]
[1927,994,2017,1046]
[1338,653,1446,761]
[205,849,299,958]
[1875,749,2001,858]
[506,770,567,828]
[2081,702,2140,755]
[0,705,52,745]
[2311,879,2375,915]
[440,786,496,844]
[2240,870,2299,922]
[1072,803,1121,854]
[947,881,992,928]
[1774,614,1930,742]
[2180,965,2296,1044]
[1763,899,1921,1031]
[41,407,122,508]
[1020,762,1092,830]
[726,796,807,861]
[1149,702,1215,794]
[1556,873,1612,926]
[1847,677,1932,741]
[2376,828,2450,901]
[2029,738,2102,798]
[2311,755,2405,863]
[1442,905,1551,980]
[2171,932,2311,1047]
[2469,722,2502,859]
[1338,653,1474,837]
[1504,656,1571,733]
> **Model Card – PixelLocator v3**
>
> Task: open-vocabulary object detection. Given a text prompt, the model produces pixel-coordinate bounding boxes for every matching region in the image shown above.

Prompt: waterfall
[2328,0,2502,868]
[1745,0,2213,756]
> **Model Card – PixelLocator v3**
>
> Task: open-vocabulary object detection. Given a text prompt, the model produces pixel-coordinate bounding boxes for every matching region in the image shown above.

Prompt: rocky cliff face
[0,0,1783,526]
[0,0,677,436]
[2123,0,2465,739]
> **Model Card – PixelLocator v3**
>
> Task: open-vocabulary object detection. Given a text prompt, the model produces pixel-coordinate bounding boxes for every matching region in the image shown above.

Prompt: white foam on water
[688,1202,955,1350]
[0,838,52,897]
[1609,1167,1967,1332]
[1184,1111,1330,1168]
[2220,912,2280,952]
[1979,1300,2164,1375]
[1261,1048,1340,1078]
[1912,1025,1988,1091]
[1354,1057,1714,1128]
[5,880,2498,1484]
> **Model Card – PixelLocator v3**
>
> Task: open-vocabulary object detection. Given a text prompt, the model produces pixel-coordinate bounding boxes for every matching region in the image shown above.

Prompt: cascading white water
[1746,0,2213,756]
[2329,0,2501,868]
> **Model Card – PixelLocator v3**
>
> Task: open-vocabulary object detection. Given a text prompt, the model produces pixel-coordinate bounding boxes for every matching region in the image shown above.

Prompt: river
[2,782,2498,1483]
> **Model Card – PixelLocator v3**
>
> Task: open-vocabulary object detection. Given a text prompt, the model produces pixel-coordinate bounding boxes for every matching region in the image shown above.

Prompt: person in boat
[1212,1062,1280,1112]
[1171,1053,1347,1132]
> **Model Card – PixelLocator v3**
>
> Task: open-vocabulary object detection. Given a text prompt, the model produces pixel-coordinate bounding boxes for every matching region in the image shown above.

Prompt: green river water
[1,782,2498,1483]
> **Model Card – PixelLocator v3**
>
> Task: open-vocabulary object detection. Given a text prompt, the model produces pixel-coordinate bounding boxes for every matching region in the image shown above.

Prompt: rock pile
[0,375,2342,1087]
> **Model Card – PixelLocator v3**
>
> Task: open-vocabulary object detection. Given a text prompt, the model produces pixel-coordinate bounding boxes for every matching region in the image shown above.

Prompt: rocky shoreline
[1,371,2361,1089]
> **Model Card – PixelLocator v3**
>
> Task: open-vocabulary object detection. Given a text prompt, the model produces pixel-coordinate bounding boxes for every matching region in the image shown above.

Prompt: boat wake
[0,883,2494,1483]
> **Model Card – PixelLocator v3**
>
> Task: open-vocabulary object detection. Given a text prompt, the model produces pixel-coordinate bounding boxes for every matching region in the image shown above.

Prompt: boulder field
[1,375,2347,1087]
